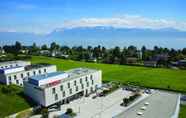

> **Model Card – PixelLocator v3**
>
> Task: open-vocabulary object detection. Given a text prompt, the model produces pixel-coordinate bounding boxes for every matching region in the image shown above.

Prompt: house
[23,68,102,107]
[40,50,50,56]
[126,57,138,64]
[0,49,5,54]
[144,61,157,67]
[178,60,186,67]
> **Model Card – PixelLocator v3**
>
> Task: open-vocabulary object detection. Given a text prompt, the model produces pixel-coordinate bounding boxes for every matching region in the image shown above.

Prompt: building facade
[24,68,102,107]
[0,61,31,69]
[0,61,57,86]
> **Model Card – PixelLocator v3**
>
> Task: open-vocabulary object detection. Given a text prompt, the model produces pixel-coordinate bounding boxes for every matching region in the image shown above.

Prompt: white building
[0,61,57,86]
[24,68,102,107]
[0,60,31,69]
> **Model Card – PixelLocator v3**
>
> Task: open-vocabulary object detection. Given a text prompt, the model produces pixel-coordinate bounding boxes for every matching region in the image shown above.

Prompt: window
[91,79,94,85]
[63,91,65,97]
[90,87,93,92]
[44,69,46,73]
[76,86,78,91]
[90,75,93,79]
[95,85,98,90]
[16,80,19,84]
[10,65,13,68]
[52,88,56,94]
[69,88,72,94]
[33,71,36,75]
[14,75,17,80]
[74,80,77,86]
[39,70,41,74]
[87,82,89,87]
[55,94,58,101]
[60,85,63,91]
[8,76,11,81]
[27,72,30,77]
[85,76,88,81]
[80,78,82,83]
[21,73,24,78]
[81,84,84,89]
[67,82,70,88]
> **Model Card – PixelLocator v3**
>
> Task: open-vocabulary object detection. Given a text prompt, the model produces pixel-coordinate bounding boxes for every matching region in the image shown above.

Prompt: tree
[29,43,39,54]
[15,41,22,53]
[66,108,73,114]
[50,42,60,51]
[182,48,186,55]
[127,45,137,57]
[41,44,48,50]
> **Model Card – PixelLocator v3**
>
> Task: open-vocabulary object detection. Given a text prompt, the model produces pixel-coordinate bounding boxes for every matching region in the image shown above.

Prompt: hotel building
[24,68,102,107]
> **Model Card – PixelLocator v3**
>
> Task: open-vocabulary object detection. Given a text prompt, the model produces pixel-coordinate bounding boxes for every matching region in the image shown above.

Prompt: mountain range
[0,26,186,49]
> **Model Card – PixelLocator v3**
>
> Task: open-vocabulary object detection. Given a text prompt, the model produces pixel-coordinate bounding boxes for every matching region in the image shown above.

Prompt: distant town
[1,41,186,69]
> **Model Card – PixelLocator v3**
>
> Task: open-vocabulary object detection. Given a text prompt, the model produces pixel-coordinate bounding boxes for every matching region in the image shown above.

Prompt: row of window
[67,75,94,88]
[52,82,96,96]
[53,86,95,101]
[8,68,47,83]
[8,69,46,86]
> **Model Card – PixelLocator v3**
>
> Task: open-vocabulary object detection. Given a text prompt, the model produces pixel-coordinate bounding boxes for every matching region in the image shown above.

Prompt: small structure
[178,60,186,67]
[144,61,157,67]
[40,50,50,56]
[0,49,5,54]
[126,57,138,64]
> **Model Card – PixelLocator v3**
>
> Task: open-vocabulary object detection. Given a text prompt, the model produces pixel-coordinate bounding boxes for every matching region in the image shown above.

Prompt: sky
[0,0,186,34]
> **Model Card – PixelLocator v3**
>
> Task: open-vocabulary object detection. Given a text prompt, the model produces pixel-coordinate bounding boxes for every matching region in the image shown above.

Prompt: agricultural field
[31,56,186,93]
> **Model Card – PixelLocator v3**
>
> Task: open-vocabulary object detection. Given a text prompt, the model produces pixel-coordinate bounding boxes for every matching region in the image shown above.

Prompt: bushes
[122,93,140,107]
[41,108,49,118]
[1,85,22,95]
[65,108,76,117]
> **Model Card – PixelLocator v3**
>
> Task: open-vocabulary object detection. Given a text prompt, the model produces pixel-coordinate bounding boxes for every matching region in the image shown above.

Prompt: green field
[179,105,186,118]
[31,56,186,93]
[0,85,31,117]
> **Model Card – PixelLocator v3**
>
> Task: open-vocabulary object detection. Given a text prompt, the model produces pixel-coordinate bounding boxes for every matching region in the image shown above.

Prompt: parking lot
[49,88,149,118]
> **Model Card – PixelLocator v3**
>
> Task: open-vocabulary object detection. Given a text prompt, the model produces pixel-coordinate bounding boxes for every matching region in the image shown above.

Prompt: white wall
[24,70,102,107]
[4,65,57,86]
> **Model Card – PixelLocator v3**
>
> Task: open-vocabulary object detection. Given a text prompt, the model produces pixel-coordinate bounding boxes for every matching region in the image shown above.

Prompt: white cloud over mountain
[63,15,186,31]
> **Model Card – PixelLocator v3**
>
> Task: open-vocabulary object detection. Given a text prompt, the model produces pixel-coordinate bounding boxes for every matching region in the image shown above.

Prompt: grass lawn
[31,56,186,93]
[179,105,186,118]
[0,85,31,118]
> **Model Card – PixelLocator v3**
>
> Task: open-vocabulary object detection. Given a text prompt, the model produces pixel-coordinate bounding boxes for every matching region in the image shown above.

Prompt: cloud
[63,15,186,31]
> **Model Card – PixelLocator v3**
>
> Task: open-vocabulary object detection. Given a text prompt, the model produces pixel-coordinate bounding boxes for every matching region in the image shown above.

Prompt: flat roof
[0,60,28,65]
[24,63,52,71]
[65,68,98,78]
[114,91,179,118]
[33,68,100,88]
[0,66,23,70]
[29,71,65,81]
